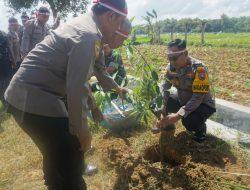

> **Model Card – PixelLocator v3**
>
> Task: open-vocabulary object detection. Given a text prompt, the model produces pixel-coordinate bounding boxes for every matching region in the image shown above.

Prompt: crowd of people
[0,7,53,106]
[1,0,216,189]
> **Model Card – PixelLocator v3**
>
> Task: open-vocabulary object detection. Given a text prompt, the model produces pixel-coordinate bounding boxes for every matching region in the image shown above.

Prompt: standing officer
[88,18,132,121]
[18,12,29,46]
[20,6,50,58]
[5,0,128,189]
[91,18,131,95]
[7,17,21,73]
[156,39,216,143]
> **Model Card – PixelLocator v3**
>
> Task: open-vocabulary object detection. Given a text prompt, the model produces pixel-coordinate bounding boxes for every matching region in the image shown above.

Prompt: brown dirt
[94,127,250,190]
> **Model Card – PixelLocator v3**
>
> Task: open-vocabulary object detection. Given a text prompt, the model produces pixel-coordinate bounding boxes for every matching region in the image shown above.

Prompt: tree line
[5,0,88,19]
[135,13,250,35]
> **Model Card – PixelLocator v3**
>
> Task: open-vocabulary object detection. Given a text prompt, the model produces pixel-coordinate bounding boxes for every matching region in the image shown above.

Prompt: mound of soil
[97,128,250,190]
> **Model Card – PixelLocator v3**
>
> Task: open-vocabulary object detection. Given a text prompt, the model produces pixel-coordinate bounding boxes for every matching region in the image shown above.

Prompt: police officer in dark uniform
[103,44,127,86]
[156,39,216,143]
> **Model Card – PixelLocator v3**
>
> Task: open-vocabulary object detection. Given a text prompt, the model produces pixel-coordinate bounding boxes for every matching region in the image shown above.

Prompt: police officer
[156,39,216,143]
[91,19,131,94]
[20,7,50,58]
[7,17,21,73]
[19,12,29,47]
[88,18,132,122]
[104,45,127,85]
[82,19,132,175]
[5,0,128,189]
[0,31,12,107]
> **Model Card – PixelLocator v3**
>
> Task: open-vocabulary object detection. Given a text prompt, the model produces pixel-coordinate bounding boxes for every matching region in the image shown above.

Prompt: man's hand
[115,87,128,99]
[78,127,92,153]
[106,66,116,74]
[91,107,104,123]
[156,113,181,129]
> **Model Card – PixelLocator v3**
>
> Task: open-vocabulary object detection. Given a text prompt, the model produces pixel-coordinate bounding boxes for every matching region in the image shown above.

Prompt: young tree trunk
[201,21,207,44]
[170,27,174,41]
[132,32,136,42]
[184,23,188,42]
[157,24,161,44]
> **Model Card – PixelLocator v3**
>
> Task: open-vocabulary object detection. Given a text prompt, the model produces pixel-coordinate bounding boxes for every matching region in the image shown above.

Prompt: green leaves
[155,95,163,108]
[7,0,89,18]
[123,45,164,126]
[151,71,159,81]
[152,9,157,18]
[146,11,155,18]
[126,45,133,61]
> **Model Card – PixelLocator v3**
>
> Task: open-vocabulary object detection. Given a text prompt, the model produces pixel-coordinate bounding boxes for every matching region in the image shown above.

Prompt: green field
[135,33,250,48]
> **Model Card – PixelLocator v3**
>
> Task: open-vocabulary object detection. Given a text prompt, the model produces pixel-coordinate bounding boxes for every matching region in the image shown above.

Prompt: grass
[244,79,250,90]
[0,101,3,111]
[0,115,44,190]
[135,33,250,48]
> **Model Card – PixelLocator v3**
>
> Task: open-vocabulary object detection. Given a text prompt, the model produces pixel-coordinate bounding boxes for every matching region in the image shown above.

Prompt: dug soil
[93,126,250,190]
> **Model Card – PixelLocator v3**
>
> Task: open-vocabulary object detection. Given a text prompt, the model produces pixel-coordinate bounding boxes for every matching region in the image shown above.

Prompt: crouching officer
[91,18,131,95]
[88,18,132,123]
[156,39,216,143]
[4,0,128,189]
[103,44,127,87]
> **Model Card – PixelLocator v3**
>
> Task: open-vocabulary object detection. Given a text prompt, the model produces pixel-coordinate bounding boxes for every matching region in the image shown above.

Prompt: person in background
[20,6,50,58]
[18,12,29,47]
[7,17,21,73]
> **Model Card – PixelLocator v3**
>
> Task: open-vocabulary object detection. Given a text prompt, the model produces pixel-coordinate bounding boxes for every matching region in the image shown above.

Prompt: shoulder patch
[197,67,206,80]
[192,66,210,93]
[94,40,101,59]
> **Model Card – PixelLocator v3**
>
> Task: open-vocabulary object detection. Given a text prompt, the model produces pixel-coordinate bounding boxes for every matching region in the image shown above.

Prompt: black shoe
[192,132,206,143]
[151,127,160,134]
[201,123,207,134]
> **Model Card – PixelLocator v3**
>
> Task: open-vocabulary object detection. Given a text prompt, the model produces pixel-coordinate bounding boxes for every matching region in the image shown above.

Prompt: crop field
[123,44,250,106]
[135,33,250,49]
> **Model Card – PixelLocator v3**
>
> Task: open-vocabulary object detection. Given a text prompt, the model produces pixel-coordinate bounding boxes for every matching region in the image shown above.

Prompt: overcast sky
[1,0,250,31]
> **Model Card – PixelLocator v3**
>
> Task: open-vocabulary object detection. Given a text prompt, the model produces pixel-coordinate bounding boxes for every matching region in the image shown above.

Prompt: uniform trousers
[7,104,87,190]
[166,94,216,135]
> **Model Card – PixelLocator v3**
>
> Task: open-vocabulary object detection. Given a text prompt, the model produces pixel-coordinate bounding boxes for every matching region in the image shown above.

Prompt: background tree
[178,18,193,42]
[200,19,207,44]
[5,0,89,19]
[135,14,250,36]
[142,10,161,44]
